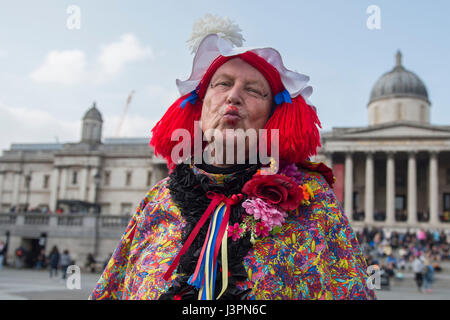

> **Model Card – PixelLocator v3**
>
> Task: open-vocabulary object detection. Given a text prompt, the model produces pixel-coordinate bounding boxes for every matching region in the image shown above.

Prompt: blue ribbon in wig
[274,89,292,105]
[180,90,199,109]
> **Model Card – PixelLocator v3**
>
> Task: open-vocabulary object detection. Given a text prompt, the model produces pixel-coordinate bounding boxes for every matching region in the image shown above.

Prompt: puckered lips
[223,105,241,125]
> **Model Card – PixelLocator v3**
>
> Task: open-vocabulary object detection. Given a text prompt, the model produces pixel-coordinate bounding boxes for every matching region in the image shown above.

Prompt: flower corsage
[228,160,315,244]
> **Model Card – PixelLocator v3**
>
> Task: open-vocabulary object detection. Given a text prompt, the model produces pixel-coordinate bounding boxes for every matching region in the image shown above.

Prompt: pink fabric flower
[255,222,270,238]
[228,223,244,241]
[242,197,287,230]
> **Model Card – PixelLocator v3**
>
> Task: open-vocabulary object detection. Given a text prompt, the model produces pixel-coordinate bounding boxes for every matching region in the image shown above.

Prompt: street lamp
[93,170,101,258]
[93,171,101,212]
[25,172,32,212]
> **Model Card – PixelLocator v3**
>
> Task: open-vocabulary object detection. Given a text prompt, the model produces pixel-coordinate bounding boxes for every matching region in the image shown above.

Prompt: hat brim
[176,34,314,106]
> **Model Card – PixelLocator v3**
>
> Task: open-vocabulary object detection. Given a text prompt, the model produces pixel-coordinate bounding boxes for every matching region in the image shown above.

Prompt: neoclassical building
[1,51,449,266]
[316,52,450,230]
[0,103,168,216]
[1,52,449,231]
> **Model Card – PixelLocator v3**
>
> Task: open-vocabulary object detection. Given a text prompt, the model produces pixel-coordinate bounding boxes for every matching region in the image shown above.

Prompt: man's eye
[246,87,263,96]
[215,81,231,87]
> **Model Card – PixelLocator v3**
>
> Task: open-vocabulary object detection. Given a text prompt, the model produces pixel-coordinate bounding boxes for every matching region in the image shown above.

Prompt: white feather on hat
[187,14,245,55]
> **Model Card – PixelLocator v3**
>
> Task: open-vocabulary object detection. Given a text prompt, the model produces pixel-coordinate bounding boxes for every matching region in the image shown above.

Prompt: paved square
[0,266,449,300]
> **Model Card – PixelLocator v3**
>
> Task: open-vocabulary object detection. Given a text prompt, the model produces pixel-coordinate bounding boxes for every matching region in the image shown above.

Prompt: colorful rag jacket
[90,161,376,300]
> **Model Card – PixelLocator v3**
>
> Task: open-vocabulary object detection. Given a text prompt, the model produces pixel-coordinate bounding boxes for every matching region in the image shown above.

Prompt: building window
[395,166,406,187]
[447,168,450,185]
[43,175,50,188]
[397,103,402,120]
[395,195,407,221]
[147,171,152,186]
[125,171,132,186]
[72,171,78,185]
[24,174,32,189]
[443,193,450,222]
[353,191,359,211]
[444,193,450,211]
[374,106,379,124]
[100,203,111,214]
[121,203,132,215]
[104,171,111,186]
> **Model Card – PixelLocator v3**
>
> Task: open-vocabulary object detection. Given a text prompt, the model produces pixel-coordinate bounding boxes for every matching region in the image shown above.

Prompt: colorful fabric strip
[163,192,224,281]
[163,192,238,300]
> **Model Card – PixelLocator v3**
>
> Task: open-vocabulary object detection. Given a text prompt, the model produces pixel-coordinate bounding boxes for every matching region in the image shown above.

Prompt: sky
[0,0,449,154]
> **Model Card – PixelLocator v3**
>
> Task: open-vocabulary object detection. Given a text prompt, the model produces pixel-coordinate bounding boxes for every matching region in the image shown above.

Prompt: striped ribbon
[163,192,241,300]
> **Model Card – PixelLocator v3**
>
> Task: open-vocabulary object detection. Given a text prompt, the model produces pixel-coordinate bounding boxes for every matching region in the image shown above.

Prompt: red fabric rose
[242,174,303,211]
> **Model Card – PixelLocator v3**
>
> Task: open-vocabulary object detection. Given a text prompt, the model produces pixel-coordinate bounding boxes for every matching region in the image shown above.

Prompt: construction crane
[115,90,135,137]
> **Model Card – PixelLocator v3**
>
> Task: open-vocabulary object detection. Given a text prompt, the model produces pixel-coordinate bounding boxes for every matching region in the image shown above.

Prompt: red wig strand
[150,93,202,170]
[264,95,322,164]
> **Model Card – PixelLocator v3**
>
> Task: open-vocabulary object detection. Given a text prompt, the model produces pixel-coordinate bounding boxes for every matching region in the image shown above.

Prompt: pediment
[325,122,450,139]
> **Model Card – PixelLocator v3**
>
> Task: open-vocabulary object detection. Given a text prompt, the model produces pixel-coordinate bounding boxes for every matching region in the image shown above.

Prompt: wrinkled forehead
[210,57,272,90]
[197,52,284,100]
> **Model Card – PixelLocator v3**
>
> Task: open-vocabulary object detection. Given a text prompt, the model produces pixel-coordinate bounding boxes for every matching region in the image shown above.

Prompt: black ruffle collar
[158,163,260,300]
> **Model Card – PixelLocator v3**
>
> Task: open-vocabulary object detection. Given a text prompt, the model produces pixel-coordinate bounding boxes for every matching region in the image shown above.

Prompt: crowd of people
[1,242,111,278]
[2,225,449,295]
[356,227,449,293]
[10,245,74,280]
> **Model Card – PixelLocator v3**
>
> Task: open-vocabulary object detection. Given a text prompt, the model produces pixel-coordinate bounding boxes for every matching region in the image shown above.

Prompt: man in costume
[90,27,376,300]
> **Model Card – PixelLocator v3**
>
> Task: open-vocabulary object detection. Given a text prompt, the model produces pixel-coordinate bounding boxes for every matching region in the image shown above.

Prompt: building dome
[81,102,103,145]
[369,51,429,104]
[83,102,103,122]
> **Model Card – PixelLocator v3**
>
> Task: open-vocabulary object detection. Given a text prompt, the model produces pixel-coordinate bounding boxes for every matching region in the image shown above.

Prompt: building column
[324,152,333,169]
[429,151,439,226]
[344,152,354,221]
[88,168,95,204]
[12,171,21,208]
[49,168,60,212]
[386,152,396,225]
[0,172,4,209]
[59,167,68,200]
[87,168,101,204]
[79,167,88,201]
[407,151,418,225]
[364,152,375,224]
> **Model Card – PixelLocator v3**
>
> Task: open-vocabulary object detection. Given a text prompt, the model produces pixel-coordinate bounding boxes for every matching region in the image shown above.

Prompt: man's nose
[226,84,243,105]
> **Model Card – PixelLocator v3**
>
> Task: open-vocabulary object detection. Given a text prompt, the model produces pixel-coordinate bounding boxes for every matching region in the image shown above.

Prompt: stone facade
[313,52,450,231]
[0,104,168,216]
[1,51,449,267]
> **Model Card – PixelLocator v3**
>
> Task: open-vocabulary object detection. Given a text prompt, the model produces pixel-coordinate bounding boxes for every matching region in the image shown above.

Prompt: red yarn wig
[150,52,322,170]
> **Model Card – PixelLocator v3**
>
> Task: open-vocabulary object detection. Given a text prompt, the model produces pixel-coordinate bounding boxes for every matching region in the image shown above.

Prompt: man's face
[200,58,273,138]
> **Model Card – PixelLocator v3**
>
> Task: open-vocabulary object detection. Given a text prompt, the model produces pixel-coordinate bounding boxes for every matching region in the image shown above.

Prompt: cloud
[29,33,153,85]
[29,50,87,85]
[102,113,157,138]
[0,102,80,153]
[0,100,159,154]
[146,84,179,107]
[96,33,153,80]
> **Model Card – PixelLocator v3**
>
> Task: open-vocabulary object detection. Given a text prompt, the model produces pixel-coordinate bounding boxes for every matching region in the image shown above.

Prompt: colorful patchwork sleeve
[306,170,377,300]
[88,180,165,300]
[89,207,140,299]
